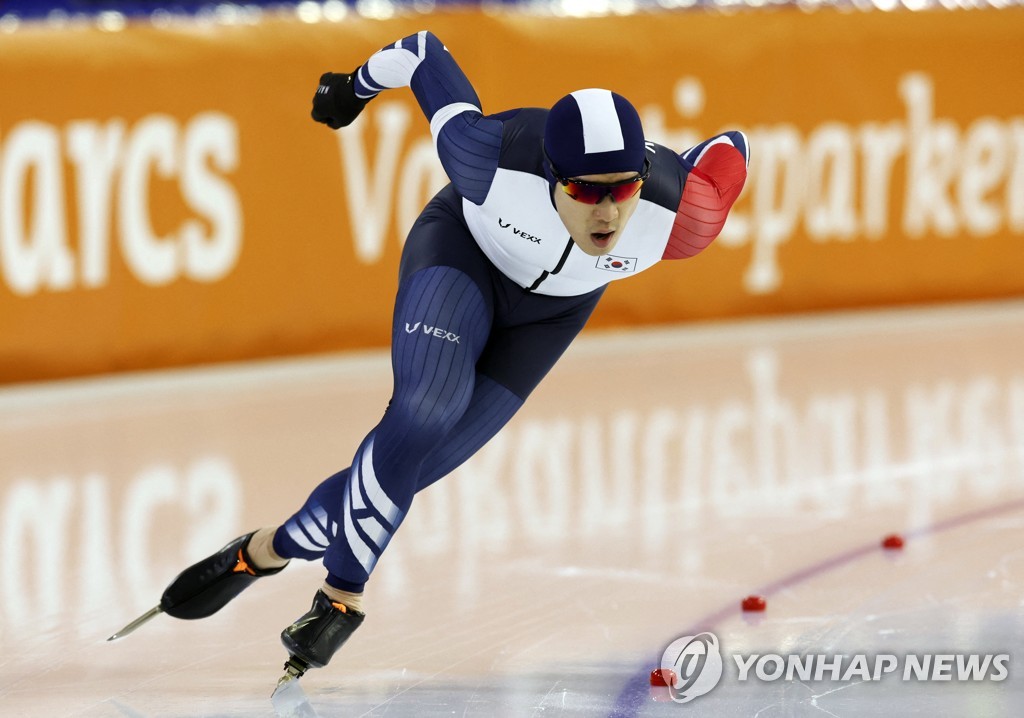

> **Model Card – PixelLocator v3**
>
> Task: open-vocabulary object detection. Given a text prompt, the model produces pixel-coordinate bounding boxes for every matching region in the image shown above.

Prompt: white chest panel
[461,168,674,296]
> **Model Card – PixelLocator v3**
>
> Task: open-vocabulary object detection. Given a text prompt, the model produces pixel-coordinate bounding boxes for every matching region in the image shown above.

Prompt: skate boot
[108,531,288,640]
[159,531,288,619]
[277,590,365,682]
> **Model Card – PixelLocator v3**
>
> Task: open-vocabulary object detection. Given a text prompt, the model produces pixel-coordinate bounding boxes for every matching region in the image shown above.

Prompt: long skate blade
[271,673,319,718]
[107,606,163,641]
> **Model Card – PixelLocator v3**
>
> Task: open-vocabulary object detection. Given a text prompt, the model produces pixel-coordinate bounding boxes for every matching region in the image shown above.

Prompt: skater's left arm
[663,130,750,260]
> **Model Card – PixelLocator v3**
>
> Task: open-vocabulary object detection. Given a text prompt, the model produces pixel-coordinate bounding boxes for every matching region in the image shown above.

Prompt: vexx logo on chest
[498,218,543,244]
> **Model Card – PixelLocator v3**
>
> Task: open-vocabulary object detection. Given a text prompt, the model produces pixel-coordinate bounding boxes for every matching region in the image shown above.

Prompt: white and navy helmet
[543,88,647,180]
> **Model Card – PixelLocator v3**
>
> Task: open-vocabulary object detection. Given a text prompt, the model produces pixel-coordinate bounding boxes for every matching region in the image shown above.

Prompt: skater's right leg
[272,468,351,561]
[269,372,522,563]
[275,188,503,676]
[156,530,289,621]
[110,370,518,637]
[276,263,492,675]
[272,186,497,578]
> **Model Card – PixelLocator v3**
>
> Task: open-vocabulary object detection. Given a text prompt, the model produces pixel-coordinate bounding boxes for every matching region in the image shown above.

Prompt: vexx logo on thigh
[404,322,460,343]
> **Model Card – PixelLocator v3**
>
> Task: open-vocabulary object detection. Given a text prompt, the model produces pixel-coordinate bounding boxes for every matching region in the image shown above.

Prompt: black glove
[311,71,372,129]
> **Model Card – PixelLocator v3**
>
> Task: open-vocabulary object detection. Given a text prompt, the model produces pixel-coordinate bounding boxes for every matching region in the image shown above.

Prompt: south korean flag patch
[597,254,637,273]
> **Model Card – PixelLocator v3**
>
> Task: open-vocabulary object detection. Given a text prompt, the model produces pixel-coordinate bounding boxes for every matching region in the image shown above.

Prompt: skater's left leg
[416,282,608,490]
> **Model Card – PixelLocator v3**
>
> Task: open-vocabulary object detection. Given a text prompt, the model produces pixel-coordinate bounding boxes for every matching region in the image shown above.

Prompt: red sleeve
[663,143,747,260]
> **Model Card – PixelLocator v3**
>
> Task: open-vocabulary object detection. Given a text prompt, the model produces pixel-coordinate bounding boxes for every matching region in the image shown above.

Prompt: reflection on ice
[0,458,240,641]
[272,675,320,718]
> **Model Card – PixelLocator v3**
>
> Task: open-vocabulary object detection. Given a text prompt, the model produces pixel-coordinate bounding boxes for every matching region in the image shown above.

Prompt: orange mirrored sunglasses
[552,157,651,205]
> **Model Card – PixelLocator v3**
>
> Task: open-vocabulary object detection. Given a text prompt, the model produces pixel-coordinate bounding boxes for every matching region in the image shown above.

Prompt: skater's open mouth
[590,231,615,247]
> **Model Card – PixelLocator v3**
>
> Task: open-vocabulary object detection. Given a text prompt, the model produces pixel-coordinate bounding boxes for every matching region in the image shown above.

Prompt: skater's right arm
[312,31,502,205]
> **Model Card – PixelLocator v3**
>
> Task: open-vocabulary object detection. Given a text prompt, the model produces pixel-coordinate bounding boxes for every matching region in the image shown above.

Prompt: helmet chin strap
[541,141,560,210]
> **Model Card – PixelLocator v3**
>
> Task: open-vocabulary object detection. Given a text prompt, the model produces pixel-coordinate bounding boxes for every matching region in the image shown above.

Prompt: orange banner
[1,9,1023,384]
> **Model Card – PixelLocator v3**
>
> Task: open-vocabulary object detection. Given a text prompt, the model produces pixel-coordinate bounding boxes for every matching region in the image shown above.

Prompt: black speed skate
[108,531,288,640]
[277,590,365,683]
